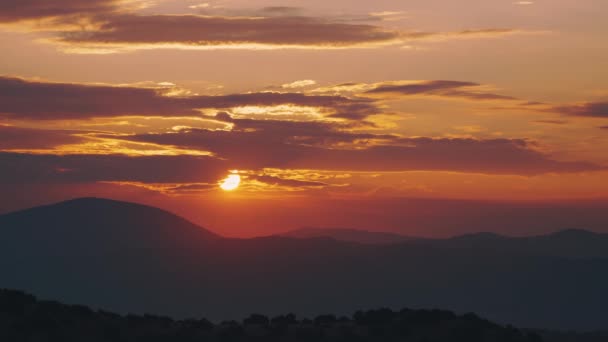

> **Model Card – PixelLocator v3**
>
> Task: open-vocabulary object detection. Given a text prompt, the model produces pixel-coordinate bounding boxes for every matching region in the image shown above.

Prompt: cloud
[102,181,218,194]
[533,120,568,125]
[0,125,86,149]
[0,1,527,51]
[52,14,525,51]
[55,14,403,50]
[399,28,528,44]
[106,116,602,175]
[0,152,227,184]
[0,0,119,23]
[281,80,317,89]
[166,113,397,147]
[0,76,187,119]
[258,6,303,16]
[2,74,600,178]
[367,11,408,22]
[364,80,517,101]
[454,29,519,38]
[551,101,608,118]
[0,77,526,123]
[0,76,377,120]
[249,174,328,188]
[1,113,602,191]
[600,126,608,130]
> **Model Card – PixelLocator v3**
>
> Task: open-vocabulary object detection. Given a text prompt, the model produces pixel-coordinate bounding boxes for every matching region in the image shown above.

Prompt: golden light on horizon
[220,173,241,191]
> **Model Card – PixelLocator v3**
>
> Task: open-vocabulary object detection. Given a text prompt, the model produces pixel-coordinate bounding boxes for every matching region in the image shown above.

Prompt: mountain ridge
[1,197,607,330]
[280,227,417,245]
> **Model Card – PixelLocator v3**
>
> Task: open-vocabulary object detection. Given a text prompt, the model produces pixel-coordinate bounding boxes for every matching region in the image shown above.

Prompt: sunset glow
[0,0,607,237]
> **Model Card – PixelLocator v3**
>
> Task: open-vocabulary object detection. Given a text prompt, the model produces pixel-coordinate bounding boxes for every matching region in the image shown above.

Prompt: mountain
[0,197,218,252]
[1,196,219,238]
[419,228,608,259]
[447,231,507,242]
[1,198,607,331]
[280,227,417,244]
[282,227,608,259]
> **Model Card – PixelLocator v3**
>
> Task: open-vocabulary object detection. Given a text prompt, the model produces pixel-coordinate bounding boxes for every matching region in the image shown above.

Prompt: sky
[1,0,608,237]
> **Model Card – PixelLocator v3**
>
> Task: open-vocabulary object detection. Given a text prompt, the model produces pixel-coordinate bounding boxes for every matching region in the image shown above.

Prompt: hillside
[1,198,607,330]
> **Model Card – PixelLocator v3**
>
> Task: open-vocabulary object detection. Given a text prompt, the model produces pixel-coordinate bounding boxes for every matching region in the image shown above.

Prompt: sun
[219,173,241,191]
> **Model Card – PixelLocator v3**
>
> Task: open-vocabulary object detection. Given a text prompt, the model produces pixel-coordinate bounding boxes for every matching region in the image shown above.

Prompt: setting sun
[219,173,241,191]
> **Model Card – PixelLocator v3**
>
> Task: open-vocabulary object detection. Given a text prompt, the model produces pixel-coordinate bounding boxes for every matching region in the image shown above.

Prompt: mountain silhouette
[1,198,607,331]
[280,227,417,244]
[0,197,218,253]
[282,226,608,259]
[447,231,507,242]
[418,228,608,259]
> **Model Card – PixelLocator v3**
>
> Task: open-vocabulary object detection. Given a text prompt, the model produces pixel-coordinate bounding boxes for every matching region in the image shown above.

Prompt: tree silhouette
[243,313,269,326]
[0,288,553,342]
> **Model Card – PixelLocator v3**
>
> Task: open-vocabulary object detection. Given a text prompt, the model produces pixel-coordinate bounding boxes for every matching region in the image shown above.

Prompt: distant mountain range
[1,198,607,331]
[280,227,417,244]
[281,227,608,259]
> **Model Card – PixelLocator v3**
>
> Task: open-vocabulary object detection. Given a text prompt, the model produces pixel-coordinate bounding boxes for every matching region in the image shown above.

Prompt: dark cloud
[280,139,601,175]
[365,80,517,101]
[552,102,608,118]
[533,119,568,125]
[0,0,117,22]
[58,14,402,47]
[55,19,521,49]
[0,146,327,190]
[1,1,522,50]
[521,101,546,106]
[0,152,228,184]
[163,183,217,193]
[99,114,396,163]
[0,126,86,149]
[600,126,608,130]
[56,14,516,49]
[250,175,328,188]
[0,113,601,190]
[107,117,601,175]
[0,76,186,119]
[1,0,374,49]
[213,113,393,141]
[258,7,303,16]
[367,80,478,95]
[0,76,376,120]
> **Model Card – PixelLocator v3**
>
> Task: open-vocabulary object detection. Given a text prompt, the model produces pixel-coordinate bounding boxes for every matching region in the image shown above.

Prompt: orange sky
[1,0,608,236]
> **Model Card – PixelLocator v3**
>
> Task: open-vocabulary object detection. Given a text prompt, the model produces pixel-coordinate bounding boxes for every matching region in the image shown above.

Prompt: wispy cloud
[0,0,119,22]
[358,80,518,101]
[281,80,317,89]
[0,76,377,121]
[0,1,531,52]
[106,114,602,175]
[551,101,608,118]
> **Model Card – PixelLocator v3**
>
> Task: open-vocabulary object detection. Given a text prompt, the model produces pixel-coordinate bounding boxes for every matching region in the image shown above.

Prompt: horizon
[2,196,606,239]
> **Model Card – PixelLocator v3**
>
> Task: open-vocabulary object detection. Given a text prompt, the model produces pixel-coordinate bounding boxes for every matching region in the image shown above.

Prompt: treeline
[0,288,542,342]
